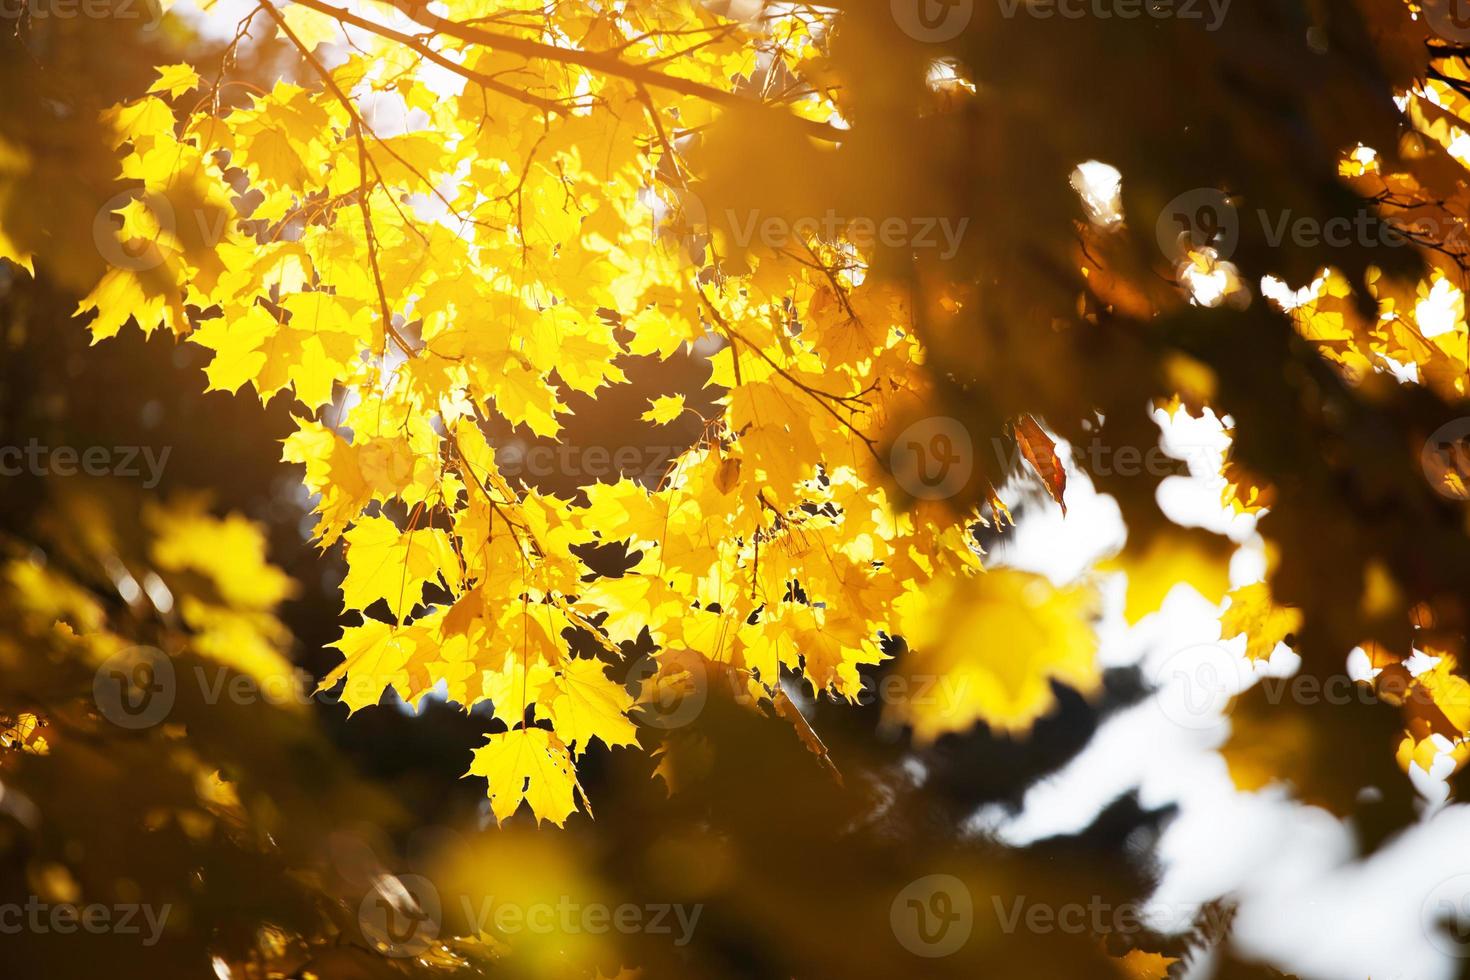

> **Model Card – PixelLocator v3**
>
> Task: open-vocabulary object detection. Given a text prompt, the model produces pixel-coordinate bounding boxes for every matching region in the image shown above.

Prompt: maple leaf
[1014,414,1067,515]
[339,515,457,621]
[640,393,687,426]
[321,617,425,712]
[279,3,344,51]
[469,727,583,826]
[281,418,377,545]
[1103,530,1233,625]
[146,64,200,100]
[1113,950,1177,980]
[542,657,639,753]
[889,569,1099,739]
[1220,583,1301,662]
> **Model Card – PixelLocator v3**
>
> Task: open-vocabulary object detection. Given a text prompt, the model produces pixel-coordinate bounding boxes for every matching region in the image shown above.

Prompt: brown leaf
[1015,415,1067,515]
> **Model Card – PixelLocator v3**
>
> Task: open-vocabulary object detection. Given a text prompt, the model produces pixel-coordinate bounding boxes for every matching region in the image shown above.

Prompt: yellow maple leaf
[640,394,687,426]
[889,569,1099,739]
[281,417,376,545]
[280,3,344,51]
[543,657,639,753]
[147,500,295,611]
[146,64,201,100]
[1103,530,1233,624]
[1220,582,1301,662]
[340,515,457,621]
[321,617,425,712]
[1113,949,1177,979]
[469,728,582,826]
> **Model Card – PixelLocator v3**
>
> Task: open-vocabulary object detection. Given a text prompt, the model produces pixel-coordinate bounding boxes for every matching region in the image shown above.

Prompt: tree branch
[289,0,845,143]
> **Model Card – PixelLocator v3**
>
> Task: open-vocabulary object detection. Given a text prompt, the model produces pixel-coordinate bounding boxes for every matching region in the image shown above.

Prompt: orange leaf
[1015,415,1067,515]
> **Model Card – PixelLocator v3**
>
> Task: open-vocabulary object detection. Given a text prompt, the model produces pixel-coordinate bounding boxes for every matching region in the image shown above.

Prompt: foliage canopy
[10,0,1470,977]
